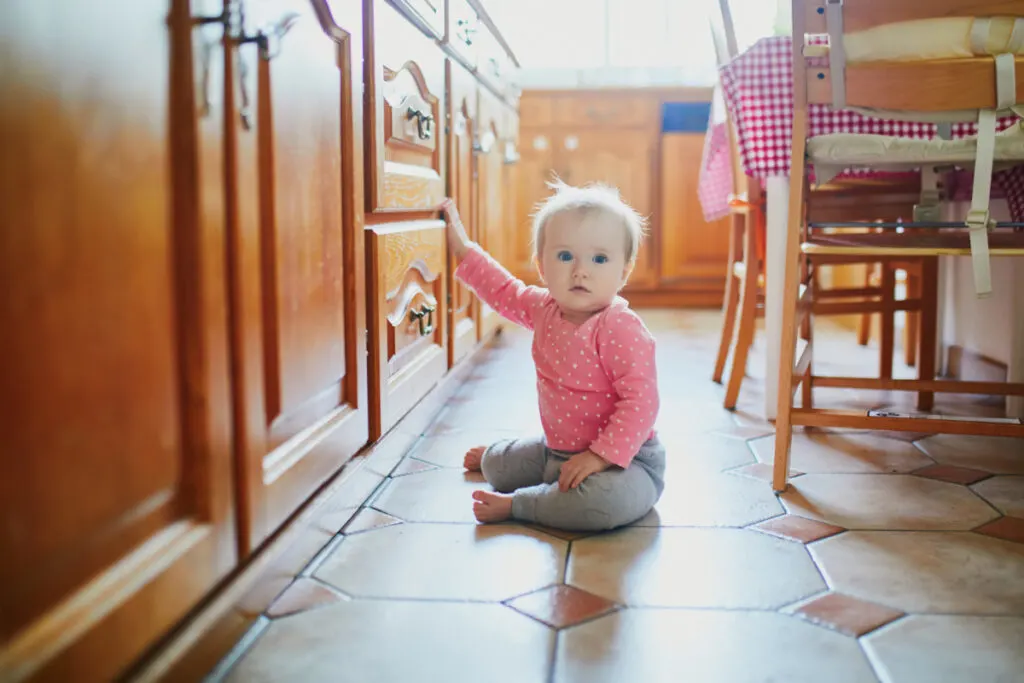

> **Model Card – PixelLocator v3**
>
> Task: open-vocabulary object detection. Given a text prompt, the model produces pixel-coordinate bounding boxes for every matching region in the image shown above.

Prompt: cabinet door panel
[446,59,478,366]
[367,221,448,437]
[0,1,235,679]
[229,0,368,550]
[475,89,505,339]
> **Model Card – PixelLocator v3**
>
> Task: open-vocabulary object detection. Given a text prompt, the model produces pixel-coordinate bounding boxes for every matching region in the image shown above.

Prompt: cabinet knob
[409,303,436,336]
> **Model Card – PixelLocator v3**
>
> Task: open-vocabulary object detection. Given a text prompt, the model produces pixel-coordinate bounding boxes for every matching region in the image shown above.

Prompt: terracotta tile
[343,508,402,534]
[391,458,437,476]
[780,474,999,531]
[567,527,825,609]
[556,610,878,683]
[506,584,618,629]
[791,592,904,637]
[266,578,347,619]
[731,462,803,482]
[226,601,554,683]
[812,530,1024,614]
[912,464,992,486]
[752,515,845,544]
[863,615,1024,682]
[971,477,1024,517]
[974,516,1024,545]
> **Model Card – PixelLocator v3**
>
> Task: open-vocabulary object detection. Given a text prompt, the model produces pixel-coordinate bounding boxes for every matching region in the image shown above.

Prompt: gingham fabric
[698,36,1024,222]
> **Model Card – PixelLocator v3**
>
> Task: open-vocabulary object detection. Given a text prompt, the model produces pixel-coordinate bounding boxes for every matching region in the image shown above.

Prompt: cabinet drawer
[553,96,657,128]
[367,221,448,436]
[475,25,512,98]
[368,0,446,214]
[445,0,478,69]
[386,0,445,39]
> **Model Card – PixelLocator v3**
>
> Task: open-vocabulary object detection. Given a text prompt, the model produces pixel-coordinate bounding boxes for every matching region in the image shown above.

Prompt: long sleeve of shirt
[588,308,660,467]
[453,244,550,331]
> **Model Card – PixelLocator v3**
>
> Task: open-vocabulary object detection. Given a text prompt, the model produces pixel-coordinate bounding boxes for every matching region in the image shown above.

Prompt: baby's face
[537,210,632,321]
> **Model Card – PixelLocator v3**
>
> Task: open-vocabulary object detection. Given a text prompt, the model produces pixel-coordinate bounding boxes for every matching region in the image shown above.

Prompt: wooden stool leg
[724,221,759,410]
[857,263,875,346]
[802,266,815,410]
[880,263,895,380]
[714,218,743,383]
[917,258,939,411]
[904,269,920,368]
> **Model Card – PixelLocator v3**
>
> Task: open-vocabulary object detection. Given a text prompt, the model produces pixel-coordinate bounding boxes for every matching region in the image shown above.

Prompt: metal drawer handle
[406,107,434,140]
[409,303,436,336]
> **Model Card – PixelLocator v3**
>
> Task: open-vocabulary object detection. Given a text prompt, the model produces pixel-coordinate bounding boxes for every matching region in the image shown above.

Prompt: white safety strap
[968,108,996,298]
[971,18,992,54]
[1009,17,1024,52]
[825,0,846,110]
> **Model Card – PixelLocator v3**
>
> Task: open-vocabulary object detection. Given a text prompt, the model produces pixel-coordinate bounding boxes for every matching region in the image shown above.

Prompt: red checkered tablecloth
[698,36,1024,222]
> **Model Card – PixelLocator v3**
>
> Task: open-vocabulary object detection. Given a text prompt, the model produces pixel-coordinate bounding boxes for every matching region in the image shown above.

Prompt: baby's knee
[480,439,520,493]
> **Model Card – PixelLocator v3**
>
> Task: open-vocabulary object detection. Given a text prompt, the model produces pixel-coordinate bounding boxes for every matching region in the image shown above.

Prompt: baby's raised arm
[441,198,549,330]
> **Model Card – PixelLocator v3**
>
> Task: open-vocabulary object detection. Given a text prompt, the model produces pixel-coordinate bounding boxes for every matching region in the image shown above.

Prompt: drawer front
[368,0,446,213]
[368,221,448,434]
[519,95,553,128]
[553,96,658,128]
[387,0,445,39]
[445,0,479,69]
[475,25,511,97]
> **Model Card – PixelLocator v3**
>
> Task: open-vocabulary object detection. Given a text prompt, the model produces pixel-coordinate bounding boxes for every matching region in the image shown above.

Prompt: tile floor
[209,310,1024,683]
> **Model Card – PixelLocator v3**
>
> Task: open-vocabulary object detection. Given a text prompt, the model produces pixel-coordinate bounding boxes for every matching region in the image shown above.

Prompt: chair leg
[904,269,920,368]
[801,267,815,410]
[724,223,759,410]
[714,218,743,383]
[917,258,939,411]
[880,263,896,380]
[857,264,874,346]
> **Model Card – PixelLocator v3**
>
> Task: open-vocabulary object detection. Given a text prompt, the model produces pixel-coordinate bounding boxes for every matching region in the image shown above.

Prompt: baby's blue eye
[592,254,609,265]
[557,250,573,262]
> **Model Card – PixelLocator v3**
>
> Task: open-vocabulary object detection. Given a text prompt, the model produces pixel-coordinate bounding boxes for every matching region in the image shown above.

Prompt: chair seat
[807,126,1024,174]
[802,230,1024,256]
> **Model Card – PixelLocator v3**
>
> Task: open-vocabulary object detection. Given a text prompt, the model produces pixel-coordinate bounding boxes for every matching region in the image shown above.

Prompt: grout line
[201,616,271,683]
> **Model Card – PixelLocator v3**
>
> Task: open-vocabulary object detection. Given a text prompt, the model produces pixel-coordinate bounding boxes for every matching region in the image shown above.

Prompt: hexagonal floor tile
[751,431,935,474]
[225,600,554,683]
[780,474,999,531]
[812,531,1024,614]
[971,476,1024,517]
[863,615,1024,683]
[314,523,566,602]
[555,609,877,683]
[914,434,1024,474]
[372,468,489,523]
[567,527,825,609]
[411,430,529,468]
[634,470,783,527]
[654,401,737,436]
[655,431,758,474]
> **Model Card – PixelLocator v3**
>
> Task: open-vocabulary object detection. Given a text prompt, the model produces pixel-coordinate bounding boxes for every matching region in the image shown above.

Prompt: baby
[441,180,665,532]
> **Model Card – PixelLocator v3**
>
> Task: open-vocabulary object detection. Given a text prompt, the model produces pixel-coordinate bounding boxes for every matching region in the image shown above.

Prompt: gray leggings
[480,435,666,532]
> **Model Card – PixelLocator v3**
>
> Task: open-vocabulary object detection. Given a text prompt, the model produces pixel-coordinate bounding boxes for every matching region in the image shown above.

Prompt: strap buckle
[965,209,995,232]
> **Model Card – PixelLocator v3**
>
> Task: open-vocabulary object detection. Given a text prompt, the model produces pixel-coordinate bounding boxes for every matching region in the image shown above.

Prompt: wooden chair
[773,0,1024,493]
[709,0,931,410]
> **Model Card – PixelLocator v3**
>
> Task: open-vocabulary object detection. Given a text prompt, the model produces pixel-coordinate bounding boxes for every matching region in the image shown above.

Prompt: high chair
[709,0,932,410]
[773,0,1024,493]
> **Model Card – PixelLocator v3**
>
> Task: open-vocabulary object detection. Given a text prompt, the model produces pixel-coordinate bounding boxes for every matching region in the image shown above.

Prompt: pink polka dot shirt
[456,245,659,468]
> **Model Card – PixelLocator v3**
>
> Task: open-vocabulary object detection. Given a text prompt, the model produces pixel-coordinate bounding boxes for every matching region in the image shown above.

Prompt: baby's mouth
[570,285,590,293]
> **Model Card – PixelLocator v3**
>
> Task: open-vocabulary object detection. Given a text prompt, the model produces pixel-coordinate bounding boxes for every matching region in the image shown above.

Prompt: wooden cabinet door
[446,59,478,367]
[659,133,731,302]
[502,107,522,285]
[227,0,369,551]
[558,130,658,289]
[0,1,236,680]
[475,88,505,339]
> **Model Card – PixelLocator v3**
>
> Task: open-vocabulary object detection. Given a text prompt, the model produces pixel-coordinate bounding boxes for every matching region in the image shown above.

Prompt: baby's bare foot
[463,445,487,471]
[472,490,513,523]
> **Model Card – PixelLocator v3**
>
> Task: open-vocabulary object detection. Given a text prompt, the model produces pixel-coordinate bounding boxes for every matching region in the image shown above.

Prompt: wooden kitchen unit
[0,0,519,680]
[516,89,732,307]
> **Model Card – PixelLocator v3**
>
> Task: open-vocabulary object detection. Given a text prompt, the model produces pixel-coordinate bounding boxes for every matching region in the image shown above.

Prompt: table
[699,36,1024,419]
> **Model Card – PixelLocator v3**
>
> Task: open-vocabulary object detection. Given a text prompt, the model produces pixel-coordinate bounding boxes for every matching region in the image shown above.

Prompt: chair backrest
[796,0,1024,112]
[708,0,755,201]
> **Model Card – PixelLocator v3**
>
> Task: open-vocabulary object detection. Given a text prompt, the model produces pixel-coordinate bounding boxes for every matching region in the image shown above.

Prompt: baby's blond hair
[531,178,647,263]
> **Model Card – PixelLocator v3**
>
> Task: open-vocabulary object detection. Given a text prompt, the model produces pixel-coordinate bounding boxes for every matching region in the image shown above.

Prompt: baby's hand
[441,198,471,262]
[558,450,612,492]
